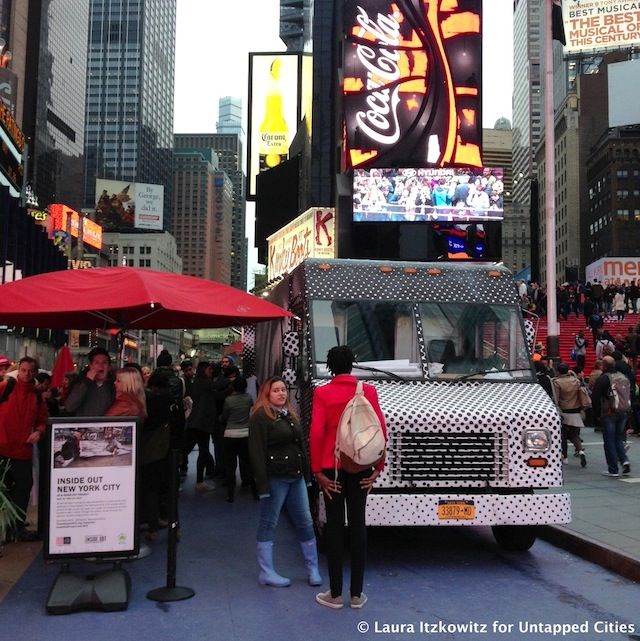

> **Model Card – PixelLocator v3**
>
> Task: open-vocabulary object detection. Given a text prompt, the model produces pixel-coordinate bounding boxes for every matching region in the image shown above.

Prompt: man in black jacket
[64,347,115,416]
[591,356,631,477]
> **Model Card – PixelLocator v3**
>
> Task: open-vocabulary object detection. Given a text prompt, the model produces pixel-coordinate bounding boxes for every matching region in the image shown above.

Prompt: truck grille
[395,432,506,482]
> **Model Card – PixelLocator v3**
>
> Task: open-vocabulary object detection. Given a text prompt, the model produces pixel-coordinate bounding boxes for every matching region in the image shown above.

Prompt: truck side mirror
[283,331,300,357]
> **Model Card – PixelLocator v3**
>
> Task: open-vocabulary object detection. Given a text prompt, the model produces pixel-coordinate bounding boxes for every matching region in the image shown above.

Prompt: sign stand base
[146,585,195,602]
[46,562,131,614]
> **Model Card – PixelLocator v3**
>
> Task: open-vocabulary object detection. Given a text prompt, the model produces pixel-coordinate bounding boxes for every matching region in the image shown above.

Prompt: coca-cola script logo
[343,0,482,170]
[354,7,402,145]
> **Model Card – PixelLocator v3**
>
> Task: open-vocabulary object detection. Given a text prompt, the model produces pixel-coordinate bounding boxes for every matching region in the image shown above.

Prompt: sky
[173,0,514,276]
[174,0,514,133]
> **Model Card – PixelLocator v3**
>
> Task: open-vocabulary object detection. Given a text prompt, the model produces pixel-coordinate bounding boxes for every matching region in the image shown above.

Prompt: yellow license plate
[437,500,476,520]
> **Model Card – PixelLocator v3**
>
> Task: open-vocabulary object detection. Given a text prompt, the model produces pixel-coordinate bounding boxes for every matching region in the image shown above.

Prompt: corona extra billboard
[343,0,482,170]
[247,53,302,199]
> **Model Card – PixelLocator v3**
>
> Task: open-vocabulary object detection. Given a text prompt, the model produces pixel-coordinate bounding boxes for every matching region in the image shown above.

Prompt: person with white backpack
[309,346,387,610]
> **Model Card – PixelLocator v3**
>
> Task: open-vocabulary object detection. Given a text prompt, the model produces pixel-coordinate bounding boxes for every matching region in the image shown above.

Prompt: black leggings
[181,429,212,483]
[0,457,32,529]
[223,437,253,498]
[322,468,370,598]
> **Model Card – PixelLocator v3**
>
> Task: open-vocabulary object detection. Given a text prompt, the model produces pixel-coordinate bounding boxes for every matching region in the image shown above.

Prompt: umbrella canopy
[0,267,292,330]
[50,345,75,387]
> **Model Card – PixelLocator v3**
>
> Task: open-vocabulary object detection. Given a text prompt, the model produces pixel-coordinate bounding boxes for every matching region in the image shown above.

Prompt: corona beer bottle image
[259,58,288,171]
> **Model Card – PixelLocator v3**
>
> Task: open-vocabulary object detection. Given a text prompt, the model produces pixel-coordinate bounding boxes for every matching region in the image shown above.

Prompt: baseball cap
[0,355,11,367]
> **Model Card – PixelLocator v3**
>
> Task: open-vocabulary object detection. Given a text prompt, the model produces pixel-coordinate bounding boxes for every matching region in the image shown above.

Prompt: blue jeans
[601,413,629,473]
[257,476,314,543]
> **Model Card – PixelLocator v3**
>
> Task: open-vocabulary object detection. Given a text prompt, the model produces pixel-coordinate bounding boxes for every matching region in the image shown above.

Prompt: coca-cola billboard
[343,0,482,170]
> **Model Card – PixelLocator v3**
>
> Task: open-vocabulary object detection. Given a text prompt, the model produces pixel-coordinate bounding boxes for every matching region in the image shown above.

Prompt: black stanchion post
[146,449,194,602]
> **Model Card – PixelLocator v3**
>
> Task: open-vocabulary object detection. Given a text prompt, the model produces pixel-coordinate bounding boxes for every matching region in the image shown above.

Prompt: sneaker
[573,451,581,457]
[579,451,587,468]
[624,442,631,452]
[195,482,215,492]
[562,457,569,464]
[622,462,631,475]
[316,590,343,609]
[350,592,368,609]
[601,471,620,478]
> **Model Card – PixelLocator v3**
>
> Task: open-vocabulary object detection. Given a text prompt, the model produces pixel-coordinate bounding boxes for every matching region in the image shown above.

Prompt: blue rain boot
[300,538,322,586]
[257,541,291,587]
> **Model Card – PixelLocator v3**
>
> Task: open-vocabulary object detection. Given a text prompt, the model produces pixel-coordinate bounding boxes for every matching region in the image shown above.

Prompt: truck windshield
[310,299,533,381]
[419,302,533,380]
[311,300,423,379]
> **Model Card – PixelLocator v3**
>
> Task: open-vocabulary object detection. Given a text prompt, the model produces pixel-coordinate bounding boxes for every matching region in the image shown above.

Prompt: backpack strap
[0,377,16,403]
[0,377,41,408]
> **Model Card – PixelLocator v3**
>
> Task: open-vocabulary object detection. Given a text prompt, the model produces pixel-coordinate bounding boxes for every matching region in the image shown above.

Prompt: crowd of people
[353,167,504,222]
[517,277,640,322]
[534,345,636,478]
[0,345,387,609]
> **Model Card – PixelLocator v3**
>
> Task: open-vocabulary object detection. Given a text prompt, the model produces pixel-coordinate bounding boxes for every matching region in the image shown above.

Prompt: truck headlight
[524,429,550,452]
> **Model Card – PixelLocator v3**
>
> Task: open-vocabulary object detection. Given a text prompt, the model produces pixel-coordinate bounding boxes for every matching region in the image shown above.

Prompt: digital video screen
[431,222,487,260]
[353,167,504,223]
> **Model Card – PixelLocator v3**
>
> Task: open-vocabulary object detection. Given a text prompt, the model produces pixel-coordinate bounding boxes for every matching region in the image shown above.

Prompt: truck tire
[491,525,537,551]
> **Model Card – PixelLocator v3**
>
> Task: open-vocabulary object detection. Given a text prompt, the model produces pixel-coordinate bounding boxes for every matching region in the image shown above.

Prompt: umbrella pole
[118,330,125,367]
[152,330,158,367]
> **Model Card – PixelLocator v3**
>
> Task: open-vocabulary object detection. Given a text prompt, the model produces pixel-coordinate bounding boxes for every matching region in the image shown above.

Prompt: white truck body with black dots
[245,258,571,550]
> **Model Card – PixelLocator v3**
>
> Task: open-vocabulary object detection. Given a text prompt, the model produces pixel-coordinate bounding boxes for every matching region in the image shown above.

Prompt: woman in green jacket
[248,376,321,588]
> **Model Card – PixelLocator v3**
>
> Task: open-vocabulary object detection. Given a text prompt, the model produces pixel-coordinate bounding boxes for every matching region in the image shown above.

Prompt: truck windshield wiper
[453,367,532,382]
[352,363,406,382]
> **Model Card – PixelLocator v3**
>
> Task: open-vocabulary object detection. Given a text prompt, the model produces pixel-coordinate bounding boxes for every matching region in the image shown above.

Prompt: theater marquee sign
[343,0,482,169]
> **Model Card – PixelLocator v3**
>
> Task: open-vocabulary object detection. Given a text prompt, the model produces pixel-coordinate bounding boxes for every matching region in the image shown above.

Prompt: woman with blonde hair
[248,377,321,588]
[105,367,147,419]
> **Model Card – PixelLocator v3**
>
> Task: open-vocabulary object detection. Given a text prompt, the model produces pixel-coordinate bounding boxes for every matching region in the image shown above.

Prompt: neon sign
[343,0,482,169]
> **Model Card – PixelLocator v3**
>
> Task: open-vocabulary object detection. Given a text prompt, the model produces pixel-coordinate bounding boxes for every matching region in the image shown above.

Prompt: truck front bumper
[363,492,571,526]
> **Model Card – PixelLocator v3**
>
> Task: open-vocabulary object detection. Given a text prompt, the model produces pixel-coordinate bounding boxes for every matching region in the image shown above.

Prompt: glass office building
[83,0,175,229]
[25,0,90,210]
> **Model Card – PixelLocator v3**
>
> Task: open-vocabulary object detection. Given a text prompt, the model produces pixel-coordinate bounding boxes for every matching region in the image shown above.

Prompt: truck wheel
[491,526,537,551]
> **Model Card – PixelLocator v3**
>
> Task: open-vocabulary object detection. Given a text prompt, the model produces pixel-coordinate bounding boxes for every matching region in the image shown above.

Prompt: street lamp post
[544,0,559,359]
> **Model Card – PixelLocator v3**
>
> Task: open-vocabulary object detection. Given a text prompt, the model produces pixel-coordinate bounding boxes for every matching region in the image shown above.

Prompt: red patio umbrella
[0,267,293,330]
[50,345,75,387]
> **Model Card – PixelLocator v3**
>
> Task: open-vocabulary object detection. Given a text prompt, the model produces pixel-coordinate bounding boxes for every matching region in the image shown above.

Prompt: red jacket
[309,374,387,473]
[0,378,48,460]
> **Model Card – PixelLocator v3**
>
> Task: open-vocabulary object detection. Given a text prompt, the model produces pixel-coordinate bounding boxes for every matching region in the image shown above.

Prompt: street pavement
[540,427,640,581]
[0,427,640,609]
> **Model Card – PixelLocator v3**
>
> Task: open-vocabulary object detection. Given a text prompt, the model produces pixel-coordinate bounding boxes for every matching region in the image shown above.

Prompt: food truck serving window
[311,300,423,379]
[311,299,533,382]
[419,302,533,380]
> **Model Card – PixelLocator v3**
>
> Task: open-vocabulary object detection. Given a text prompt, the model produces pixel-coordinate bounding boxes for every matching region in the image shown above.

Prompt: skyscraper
[216,96,244,139]
[175,132,247,290]
[83,0,176,228]
[172,143,232,284]
[23,0,90,210]
[512,0,542,212]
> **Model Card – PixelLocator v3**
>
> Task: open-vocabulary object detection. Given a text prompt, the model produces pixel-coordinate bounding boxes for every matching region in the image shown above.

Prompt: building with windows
[172,145,233,285]
[511,0,542,276]
[483,124,527,275]
[22,0,89,210]
[83,0,175,228]
[103,230,181,273]
[216,96,244,139]
[584,127,640,264]
[174,132,246,289]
